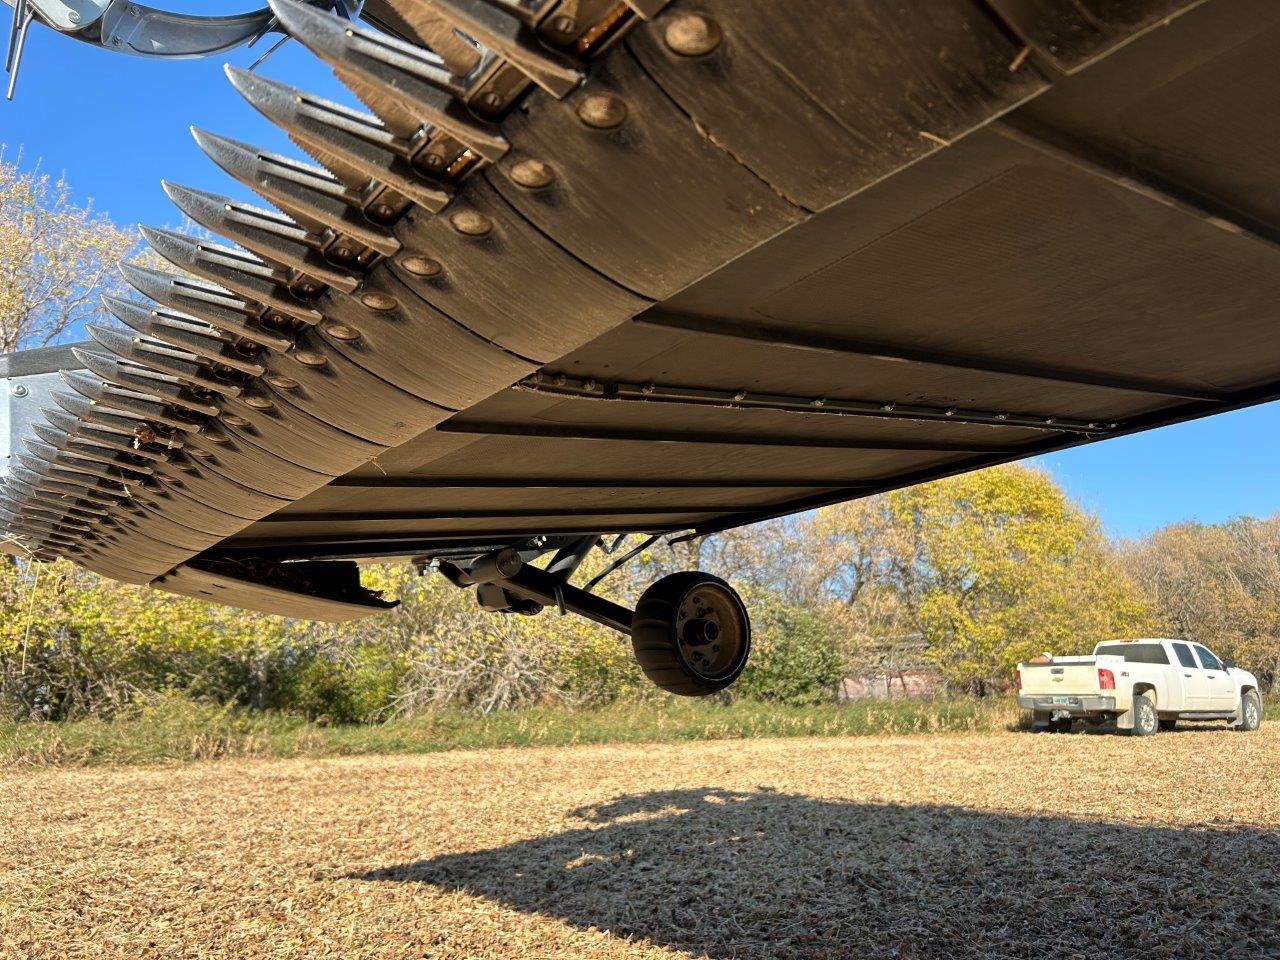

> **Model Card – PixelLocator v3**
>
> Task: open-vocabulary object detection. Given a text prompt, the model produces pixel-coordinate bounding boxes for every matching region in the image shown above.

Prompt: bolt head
[509,159,555,190]
[399,255,442,278]
[67,10,80,23]
[265,375,298,390]
[360,291,397,311]
[577,93,627,129]
[10,385,28,397]
[450,210,492,237]
[242,395,274,410]
[323,323,361,342]
[664,14,722,56]
[222,414,251,428]
[294,349,327,367]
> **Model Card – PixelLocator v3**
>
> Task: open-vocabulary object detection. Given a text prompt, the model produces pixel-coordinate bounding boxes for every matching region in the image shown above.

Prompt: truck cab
[1016,639,1262,735]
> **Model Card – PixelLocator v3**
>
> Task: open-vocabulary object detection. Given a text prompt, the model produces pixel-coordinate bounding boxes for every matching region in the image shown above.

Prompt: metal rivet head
[577,94,627,129]
[265,375,299,390]
[360,291,397,311]
[189,447,212,458]
[294,349,327,367]
[67,10,80,22]
[323,323,361,342]
[510,159,555,189]
[664,14,722,56]
[222,414,251,427]
[332,246,354,259]
[550,14,575,34]
[10,385,27,397]
[399,255,442,278]
[480,91,503,111]
[422,153,446,171]
[450,211,492,237]
[242,395,274,410]
[373,204,394,218]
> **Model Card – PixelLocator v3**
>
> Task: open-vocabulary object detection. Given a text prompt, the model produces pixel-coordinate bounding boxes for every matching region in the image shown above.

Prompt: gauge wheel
[631,572,751,696]
[1238,691,1262,732]
[1130,692,1159,737]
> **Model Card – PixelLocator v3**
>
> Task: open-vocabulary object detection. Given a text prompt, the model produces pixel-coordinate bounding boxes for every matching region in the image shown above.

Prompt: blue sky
[5,21,1279,541]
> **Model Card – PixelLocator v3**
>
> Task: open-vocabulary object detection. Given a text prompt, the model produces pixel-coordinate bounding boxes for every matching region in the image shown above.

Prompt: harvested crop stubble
[2,726,1278,959]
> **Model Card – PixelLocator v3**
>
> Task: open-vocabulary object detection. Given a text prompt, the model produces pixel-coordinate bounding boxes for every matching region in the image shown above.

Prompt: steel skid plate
[6,0,1279,622]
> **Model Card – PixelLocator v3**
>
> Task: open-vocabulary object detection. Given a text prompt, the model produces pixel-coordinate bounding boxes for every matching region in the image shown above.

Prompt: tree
[0,150,137,351]
[1123,517,1280,689]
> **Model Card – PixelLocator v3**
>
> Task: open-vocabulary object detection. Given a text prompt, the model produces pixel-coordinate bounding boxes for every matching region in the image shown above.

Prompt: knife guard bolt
[577,94,627,129]
[323,323,362,342]
[510,159,555,189]
[399,255,442,277]
[450,211,492,237]
[242,395,274,410]
[265,375,299,390]
[293,349,328,367]
[360,291,398,311]
[664,14,722,57]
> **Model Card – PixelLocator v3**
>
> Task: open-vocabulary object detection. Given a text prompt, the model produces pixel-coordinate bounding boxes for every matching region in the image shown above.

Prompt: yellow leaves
[0,149,139,351]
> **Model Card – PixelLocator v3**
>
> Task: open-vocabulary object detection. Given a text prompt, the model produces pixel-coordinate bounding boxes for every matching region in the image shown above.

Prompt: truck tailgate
[1020,660,1105,697]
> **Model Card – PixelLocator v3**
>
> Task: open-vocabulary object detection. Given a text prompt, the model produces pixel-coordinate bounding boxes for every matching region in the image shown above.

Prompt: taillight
[1015,669,1023,691]
[1098,668,1116,690]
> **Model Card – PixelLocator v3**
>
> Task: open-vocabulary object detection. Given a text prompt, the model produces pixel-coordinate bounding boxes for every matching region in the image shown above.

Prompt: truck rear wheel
[1237,691,1262,732]
[1130,693,1159,737]
[1158,718,1178,732]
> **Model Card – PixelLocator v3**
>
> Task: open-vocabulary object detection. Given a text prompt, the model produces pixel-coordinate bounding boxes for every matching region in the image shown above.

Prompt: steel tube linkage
[518,372,1118,435]
[452,548,635,636]
[437,421,1021,454]
[635,314,1229,404]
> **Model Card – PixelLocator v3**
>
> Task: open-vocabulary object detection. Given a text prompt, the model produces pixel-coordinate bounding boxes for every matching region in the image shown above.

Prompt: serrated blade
[191,129,401,256]
[161,182,362,293]
[139,226,324,326]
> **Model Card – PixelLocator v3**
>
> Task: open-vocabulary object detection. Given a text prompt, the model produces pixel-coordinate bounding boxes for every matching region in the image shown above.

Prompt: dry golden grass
[2,725,1278,959]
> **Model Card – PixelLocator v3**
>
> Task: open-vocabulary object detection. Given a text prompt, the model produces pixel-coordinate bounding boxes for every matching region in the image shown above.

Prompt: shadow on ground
[353,787,1279,959]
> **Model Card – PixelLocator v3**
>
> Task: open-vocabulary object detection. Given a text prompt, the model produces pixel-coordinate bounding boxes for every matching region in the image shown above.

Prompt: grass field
[0,696,1024,767]
[3,721,1277,959]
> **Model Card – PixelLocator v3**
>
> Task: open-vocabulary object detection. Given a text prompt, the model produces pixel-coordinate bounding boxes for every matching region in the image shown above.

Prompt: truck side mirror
[1223,658,1237,669]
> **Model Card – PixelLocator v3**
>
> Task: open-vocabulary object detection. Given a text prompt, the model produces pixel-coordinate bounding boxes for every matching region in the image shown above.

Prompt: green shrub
[732,591,845,704]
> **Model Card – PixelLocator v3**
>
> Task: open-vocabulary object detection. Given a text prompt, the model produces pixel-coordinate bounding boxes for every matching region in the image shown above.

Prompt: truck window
[1173,643,1198,669]
[1094,643,1170,665]
[1194,645,1224,671]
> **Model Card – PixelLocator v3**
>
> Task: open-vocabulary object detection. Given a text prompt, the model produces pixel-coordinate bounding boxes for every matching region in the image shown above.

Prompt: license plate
[1052,696,1071,704]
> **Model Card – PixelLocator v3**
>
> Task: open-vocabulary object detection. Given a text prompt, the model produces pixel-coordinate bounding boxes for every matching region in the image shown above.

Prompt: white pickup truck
[1016,639,1263,736]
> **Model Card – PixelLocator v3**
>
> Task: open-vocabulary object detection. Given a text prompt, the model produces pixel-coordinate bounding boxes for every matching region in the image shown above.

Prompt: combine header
[2,0,1278,695]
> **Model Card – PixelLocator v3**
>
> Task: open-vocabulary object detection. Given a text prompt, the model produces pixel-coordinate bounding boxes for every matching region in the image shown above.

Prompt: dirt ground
[2,725,1278,960]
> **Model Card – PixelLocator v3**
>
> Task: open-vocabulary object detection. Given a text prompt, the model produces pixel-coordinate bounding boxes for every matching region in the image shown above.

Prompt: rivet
[373,204,394,218]
[577,93,627,129]
[222,414,251,427]
[510,159,555,189]
[333,246,354,259]
[294,349,328,367]
[450,210,492,237]
[422,153,446,171]
[189,447,212,459]
[550,14,575,33]
[360,291,397,311]
[880,404,894,412]
[664,14,722,57]
[323,323,361,342]
[10,384,27,397]
[67,10,80,22]
[242,395,274,410]
[400,255,441,277]
[480,91,503,111]
[265,375,299,390]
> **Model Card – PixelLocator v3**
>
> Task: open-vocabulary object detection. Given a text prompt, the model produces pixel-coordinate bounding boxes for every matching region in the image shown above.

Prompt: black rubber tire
[631,572,751,696]
[1047,717,1073,734]
[1130,693,1159,737]
[1238,691,1262,732]
[1159,718,1178,732]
